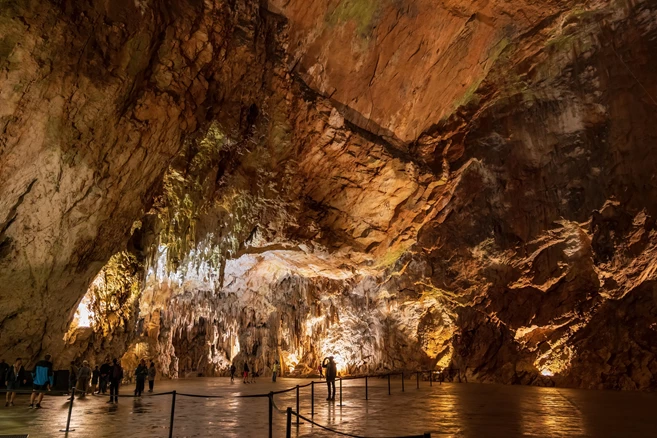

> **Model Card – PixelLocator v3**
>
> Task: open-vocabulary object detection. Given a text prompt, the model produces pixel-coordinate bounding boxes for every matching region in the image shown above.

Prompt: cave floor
[0,377,655,437]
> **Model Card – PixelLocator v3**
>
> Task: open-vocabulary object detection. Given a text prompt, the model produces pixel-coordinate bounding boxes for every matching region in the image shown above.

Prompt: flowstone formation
[2,0,657,391]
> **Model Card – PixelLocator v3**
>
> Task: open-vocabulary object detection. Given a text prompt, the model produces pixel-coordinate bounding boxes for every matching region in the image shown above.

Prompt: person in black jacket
[91,366,100,394]
[5,358,26,406]
[0,359,8,389]
[230,363,236,383]
[108,359,123,404]
[134,359,148,397]
[99,358,111,394]
[322,356,337,401]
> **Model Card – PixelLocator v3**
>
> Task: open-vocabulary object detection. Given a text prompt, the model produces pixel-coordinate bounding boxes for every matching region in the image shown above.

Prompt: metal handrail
[4,368,449,437]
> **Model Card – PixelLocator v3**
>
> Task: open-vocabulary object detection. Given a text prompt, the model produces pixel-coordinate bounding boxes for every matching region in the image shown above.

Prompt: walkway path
[1,377,656,437]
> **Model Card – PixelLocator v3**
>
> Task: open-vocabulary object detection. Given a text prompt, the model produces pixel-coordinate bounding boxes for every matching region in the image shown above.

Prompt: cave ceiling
[2,0,657,390]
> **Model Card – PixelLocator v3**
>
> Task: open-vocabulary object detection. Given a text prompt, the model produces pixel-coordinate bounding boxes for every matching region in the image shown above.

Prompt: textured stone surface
[2,0,657,391]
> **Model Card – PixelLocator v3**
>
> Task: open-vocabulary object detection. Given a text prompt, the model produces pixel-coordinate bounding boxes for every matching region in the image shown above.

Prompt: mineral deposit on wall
[2,0,657,391]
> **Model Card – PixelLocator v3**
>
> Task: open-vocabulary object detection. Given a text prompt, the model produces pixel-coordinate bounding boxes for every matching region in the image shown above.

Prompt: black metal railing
[1,369,463,437]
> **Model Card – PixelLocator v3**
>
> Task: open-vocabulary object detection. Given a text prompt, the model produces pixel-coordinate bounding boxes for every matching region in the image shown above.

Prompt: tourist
[5,358,26,407]
[67,361,78,400]
[272,360,279,383]
[77,360,91,398]
[29,354,54,409]
[91,365,100,394]
[322,356,337,401]
[230,363,236,382]
[243,362,249,384]
[0,359,8,390]
[148,362,156,393]
[251,367,258,384]
[318,363,324,379]
[134,359,148,397]
[99,357,110,394]
[108,358,123,404]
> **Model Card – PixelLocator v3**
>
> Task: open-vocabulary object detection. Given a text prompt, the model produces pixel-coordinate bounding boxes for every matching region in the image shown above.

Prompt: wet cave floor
[1,377,656,437]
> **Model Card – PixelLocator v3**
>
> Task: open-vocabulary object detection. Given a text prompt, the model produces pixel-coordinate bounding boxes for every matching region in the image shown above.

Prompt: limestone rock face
[3,0,657,391]
[0,0,278,363]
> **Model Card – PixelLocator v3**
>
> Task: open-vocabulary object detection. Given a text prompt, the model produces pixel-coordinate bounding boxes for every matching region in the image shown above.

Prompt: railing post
[296,385,300,426]
[423,433,432,437]
[59,388,76,432]
[268,392,274,438]
[286,407,292,438]
[311,381,314,417]
[402,372,405,392]
[339,378,343,406]
[416,372,420,389]
[388,374,391,395]
[169,390,176,438]
[430,370,433,387]
[365,376,368,400]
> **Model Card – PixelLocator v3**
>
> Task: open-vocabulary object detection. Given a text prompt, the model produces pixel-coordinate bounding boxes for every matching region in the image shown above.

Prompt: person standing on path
[108,358,123,404]
[68,361,78,399]
[322,356,337,401]
[230,363,236,383]
[29,354,54,409]
[243,362,250,384]
[272,360,279,383]
[99,358,110,394]
[148,362,156,393]
[91,366,100,394]
[77,360,91,398]
[318,363,324,379]
[134,359,148,397]
[5,358,26,406]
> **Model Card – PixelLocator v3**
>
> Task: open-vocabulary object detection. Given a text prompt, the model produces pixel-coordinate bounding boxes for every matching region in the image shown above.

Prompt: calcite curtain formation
[2,0,657,390]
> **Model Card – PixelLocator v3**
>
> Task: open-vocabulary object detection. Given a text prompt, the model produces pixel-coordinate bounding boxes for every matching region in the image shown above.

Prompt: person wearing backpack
[108,358,123,404]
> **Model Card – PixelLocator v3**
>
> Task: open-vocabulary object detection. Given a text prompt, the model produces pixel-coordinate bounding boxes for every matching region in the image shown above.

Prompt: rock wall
[3,0,657,391]
[0,0,282,364]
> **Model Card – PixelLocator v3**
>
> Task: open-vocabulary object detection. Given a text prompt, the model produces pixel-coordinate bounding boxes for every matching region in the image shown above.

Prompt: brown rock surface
[2,0,657,391]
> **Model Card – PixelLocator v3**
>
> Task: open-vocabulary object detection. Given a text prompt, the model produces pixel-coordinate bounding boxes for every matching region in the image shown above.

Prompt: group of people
[3,353,339,407]
[229,362,259,384]
[226,356,337,401]
[1,354,157,407]
[68,357,156,402]
[228,359,281,384]
[0,355,55,409]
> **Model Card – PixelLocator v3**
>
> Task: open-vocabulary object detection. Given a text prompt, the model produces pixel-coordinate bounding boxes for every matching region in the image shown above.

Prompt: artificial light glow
[332,354,347,373]
[74,293,94,328]
[534,343,574,378]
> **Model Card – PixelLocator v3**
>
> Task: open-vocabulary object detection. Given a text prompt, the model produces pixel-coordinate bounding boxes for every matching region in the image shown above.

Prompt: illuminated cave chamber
[3,0,657,392]
[131,244,456,378]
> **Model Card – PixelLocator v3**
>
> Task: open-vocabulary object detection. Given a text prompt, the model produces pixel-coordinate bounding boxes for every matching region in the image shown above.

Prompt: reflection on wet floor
[1,377,656,437]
